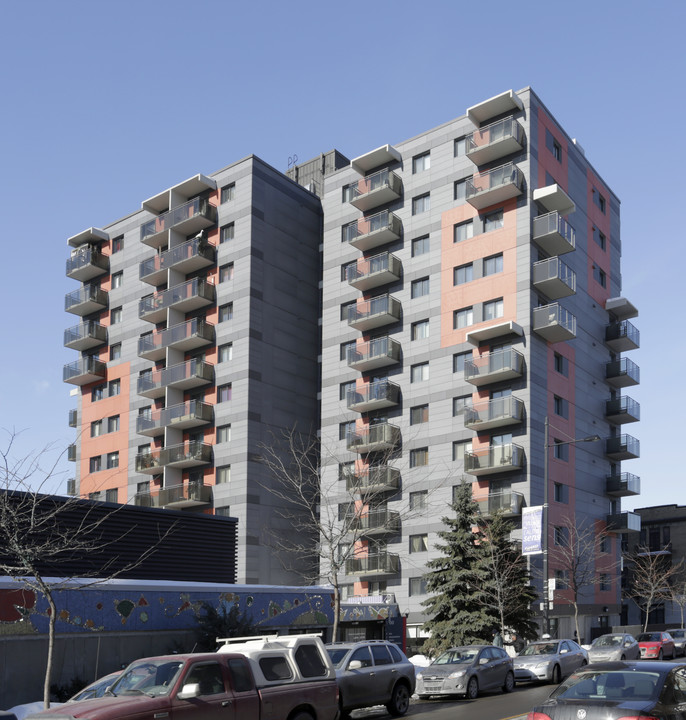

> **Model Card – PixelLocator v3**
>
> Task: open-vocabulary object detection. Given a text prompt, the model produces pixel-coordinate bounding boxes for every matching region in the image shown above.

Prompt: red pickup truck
[27,635,339,720]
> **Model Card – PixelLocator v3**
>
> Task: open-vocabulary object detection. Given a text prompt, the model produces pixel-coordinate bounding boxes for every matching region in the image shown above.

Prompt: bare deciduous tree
[0,432,173,708]
[669,567,686,629]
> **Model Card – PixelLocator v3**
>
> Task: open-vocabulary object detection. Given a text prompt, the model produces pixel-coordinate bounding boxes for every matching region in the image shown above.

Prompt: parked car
[415,645,514,700]
[667,628,686,656]
[637,631,676,660]
[325,639,415,717]
[513,639,588,684]
[587,633,640,662]
[526,661,686,720]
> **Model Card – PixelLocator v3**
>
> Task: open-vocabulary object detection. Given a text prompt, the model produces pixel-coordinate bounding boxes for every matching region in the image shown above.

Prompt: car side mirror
[178,683,201,700]
[479,658,489,665]
[348,660,363,671]
[560,649,569,654]
[624,641,632,647]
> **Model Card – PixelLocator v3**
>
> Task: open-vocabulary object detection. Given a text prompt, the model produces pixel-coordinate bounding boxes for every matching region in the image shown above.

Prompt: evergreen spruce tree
[422,481,492,654]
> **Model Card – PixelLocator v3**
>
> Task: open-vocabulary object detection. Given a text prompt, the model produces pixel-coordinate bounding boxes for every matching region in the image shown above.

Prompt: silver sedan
[513,639,588,684]
[587,633,640,662]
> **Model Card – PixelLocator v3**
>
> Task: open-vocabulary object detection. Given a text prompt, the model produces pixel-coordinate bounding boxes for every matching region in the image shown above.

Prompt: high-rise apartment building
[64,88,639,641]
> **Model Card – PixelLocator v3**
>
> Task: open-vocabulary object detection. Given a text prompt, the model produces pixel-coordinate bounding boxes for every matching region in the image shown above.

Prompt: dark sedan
[526,661,686,720]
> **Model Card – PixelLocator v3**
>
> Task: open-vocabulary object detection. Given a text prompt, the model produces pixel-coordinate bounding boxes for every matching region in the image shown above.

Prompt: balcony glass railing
[532,257,576,295]
[466,162,523,202]
[66,247,109,277]
[605,320,640,349]
[139,278,215,319]
[347,336,401,368]
[347,423,400,452]
[476,490,524,516]
[464,396,524,427]
[63,356,107,383]
[346,252,401,287]
[606,434,640,458]
[345,465,400,494]
[348,509,401,534]
[345,553,400,576]
[137,359,213,395]
[348,294,401,327]
[606,357,640,385]
[140,197,216,243]
[137,400,213,434]
[139,237,215,281]
[343,210,401,245]
[346,380,400,410]
[605,396,640,421]
[65,285,108,313]
[138,319,215,357]
[466,117,524,160]
[464,348,524,385]
[64,321,107,348]
[606,472,641,496]
[533,303,576,340]
[135,442,212,473]
[465,443,524,474]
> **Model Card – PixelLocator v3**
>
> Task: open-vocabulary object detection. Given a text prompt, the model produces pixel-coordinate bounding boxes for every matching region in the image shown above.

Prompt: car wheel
[503,671,515,693]
[467,676,479,700]
[580,660,587,667]
[551,664,561,685]
[658,649,663,660]
[291,713,314,720]
[386,682,411,717]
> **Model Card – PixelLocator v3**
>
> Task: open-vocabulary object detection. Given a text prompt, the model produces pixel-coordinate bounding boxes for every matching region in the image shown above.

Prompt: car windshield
[592,635,623,648]
[671,630,686,639]
[109,659,184,697]
[521,643,558,656]
[552,670,661,702]
[433,648,477,665]
[326,648,351,668]
[637,633,661,642]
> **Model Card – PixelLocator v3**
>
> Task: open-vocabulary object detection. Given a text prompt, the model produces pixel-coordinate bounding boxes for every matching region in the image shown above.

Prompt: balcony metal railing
[66,246,109,281]
[347,336,401,371]
[346,252,402,291]
[466,117,524,165]
[139,237,216,284]
[345,465,400,494]
[134,481,212,508]
[605,396,640,424]
[606,472,641,497]
[137,359,214,397]
[345,168,402,211]
[139,278,215,321]
[533,303,576,342]
[465,162,524,209]
[464,396,524,430]
[605,320,640,352]
[345,552,400,577]
[606,511,641,533]
[465,443,524,475]
[65,285,108,315]
[347,509,401,535]
[138,318,215,360]
[532,257,576,298]
[136,400,213,436]
[67,444,76,462]
[135,442,212,474]
[476,490,524,517]
[63,356,107,385]
[606,357,640,387]
[347,380,401,412]
[347,423,401,454]
[64,321,108,351]
[344,210,402,251]
[605,434,640,460]
[140,197,217,246]
[68,409,78,428]
[348,294,401,331]
[464,348,524,386]
[532,211,576,255]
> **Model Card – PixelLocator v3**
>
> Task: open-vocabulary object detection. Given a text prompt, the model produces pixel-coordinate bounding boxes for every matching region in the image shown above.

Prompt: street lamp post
[542,417,600,636]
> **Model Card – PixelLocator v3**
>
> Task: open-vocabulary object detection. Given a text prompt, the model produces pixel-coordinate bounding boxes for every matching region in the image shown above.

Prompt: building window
[483,254,503,276]
[215,506,231,517]
[412,193,430,215]
[221,183,235,203]
[454,220,474,243]
[341,183,356,203]
[484,209,504,232]
[554,569,568,590]
[216,465,231,483]
[453,306,474,329]
[342,220,358,244]
[111,235,123,253]
[340,340,355,362]
[554,482,568,503]
[453,263,473,286]
[410,448,429,467]
[454,137,467,157]
[453,395,470,416]
[410,534,428,553]
[218,384,232,402]
[554,352,567,376]
[554,526,568,546]
[341,260,356,282]
[454,178,469,201]
[453,351,471,373]
[599,574,611,592]
[410,404,429,425]
[484,298,504,321]
[219,303,233,322]
[90,420,102,438]
[105,488,118,503]
[219,263,234,283]
[412,152,430,173]
[217,424,231,443]
[593,189,607,214]
[220,223,235,243]
[553,439,568,461]
[411,277,430,298]
[107,415,119,433]
[341,300,355,322]
[340,380,356,401]
[107,379,120,397]
[338,461,355,482]
[411,236,429,256]
[409,577,428,596]
[92,385,105,402]
[110,344,121,361]
[110,306,122,324]
[411,362,429,383]
[593,228,607,250]
[594,266,607,287]
[106,452,119,469]
[340,421,355,441]
[553,395,568,418]
[411,319,429,340]
[453,440,472,462]
[89,456,101,473]
[409,490,427,511]
[218,343,233,363]
[552,140,562,162]
[111,271,123,289]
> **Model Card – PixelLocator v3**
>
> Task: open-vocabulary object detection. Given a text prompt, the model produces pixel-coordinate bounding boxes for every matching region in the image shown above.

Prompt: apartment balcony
[65,285,108,316]
[64,321,107,351]
[135,482,212,509]
[346,252,402,291]
[465,162,524,210]
[606,434,640,461]
[66,247,109,282]
[135,442,213,475]
[139,278,215,323]
[606,511,641,534]
[347,423,401,454]
[532,211,576,256]
[533,257,576,299]
[346,168,402,212]
[68,409,78,428]
[464,396,525,432]
[136,400,213,437]
[464,348,524,387]
[533,303,576,343]
[345,210,402,252]
[467,89,524,126]
[348,294,401,331]
[345,465,400,494]
[606,472,641,497]
[466,117,525,166]
[350,144,402,174]
[606,357,640,388]
[605,320,640,353]
[63,356,107,386]
[140,197,217,249]
[348,509,401,537]
[138,319,215,362]
[347,336,401,372]
[347,379,400,413]
[67,444,76,462]
[135,450,163,475]
[476,490,524,518]
[139,237,216,286]
[345,552,400,578]
[68,227,109,249]
[137,359,214,399]
[465,443,524,476]
[605,396,640,425]
[533,184,575,216]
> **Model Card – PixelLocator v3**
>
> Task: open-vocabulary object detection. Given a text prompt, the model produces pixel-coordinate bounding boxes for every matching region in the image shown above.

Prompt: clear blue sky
[0,0,683,508]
